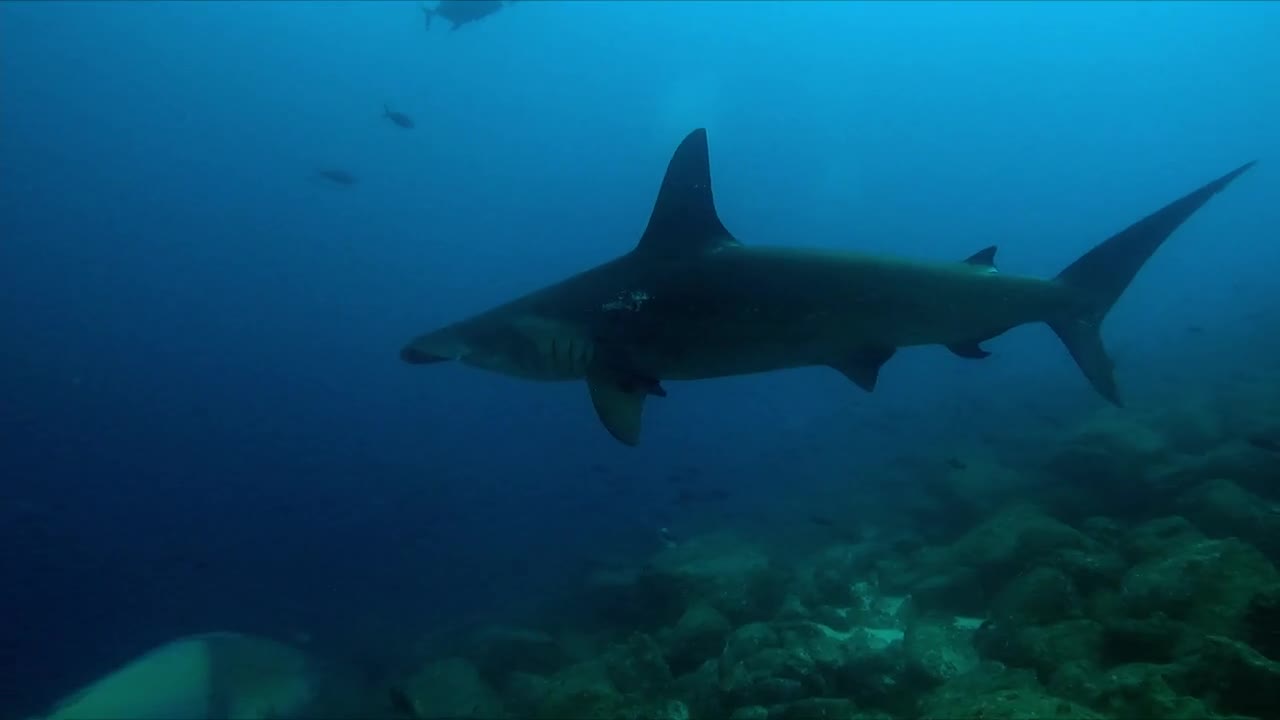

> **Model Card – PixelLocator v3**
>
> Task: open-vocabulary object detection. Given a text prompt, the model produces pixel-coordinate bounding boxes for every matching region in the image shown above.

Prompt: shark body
[36,632,319,720]
[402,129,1252,445]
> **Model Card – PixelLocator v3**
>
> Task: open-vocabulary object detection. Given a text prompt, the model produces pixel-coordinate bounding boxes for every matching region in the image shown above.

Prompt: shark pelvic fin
[586,366,665,446]
[831,347,897,392]
[946,342,992,359]
[635,128,741,258]
[963,245,998,270]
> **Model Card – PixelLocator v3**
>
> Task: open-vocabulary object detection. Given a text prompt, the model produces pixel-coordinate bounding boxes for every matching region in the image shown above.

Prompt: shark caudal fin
[1049,161,1254,405]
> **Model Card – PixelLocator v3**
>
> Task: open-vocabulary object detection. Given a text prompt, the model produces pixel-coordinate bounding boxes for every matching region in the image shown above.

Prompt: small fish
[808,513,835,527]
[384,104,415,129]
[673,487,730,505]
[1186,324,1205,334]
[420,0,505,32]
[1247,435,1280,453]
[317,168,357,185]
[945,457,967,470]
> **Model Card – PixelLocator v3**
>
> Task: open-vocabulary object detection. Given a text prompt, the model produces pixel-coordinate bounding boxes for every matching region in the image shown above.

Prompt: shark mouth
[399,345,450,364]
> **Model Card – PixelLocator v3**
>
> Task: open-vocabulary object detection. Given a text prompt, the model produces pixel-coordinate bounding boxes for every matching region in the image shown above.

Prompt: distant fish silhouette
[945,456,967,470]
[808,513,835,527]
[384,104,414,129]
[1247,434,1280,452]
[317,168,357,186]
[420,0,505,31]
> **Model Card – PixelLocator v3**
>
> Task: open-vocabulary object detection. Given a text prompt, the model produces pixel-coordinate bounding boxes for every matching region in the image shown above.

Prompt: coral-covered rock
[646,533,792,626]
[718,622,823,708]
[670,659,722,720]
[918,663,1104,720]
[469,626,565,682]
[1119,537,1279,637]
[662,602,733,676]
[989,566,1083,626]
[974,618,1104,681]
[1121,516,1206,562]
[401,657,504,719]
[603,632,673,695]
[1170,635,1280,718]
[717,621,905,713]
[902,615,979,686]
[1048,661,1215,719]
[1178,478,1280,560]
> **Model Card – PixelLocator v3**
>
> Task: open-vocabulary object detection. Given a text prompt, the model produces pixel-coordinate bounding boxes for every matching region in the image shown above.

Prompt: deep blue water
[1,1,1277,716]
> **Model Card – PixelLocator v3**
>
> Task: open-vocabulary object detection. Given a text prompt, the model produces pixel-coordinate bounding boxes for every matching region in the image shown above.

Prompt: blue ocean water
[1,1,1277,717]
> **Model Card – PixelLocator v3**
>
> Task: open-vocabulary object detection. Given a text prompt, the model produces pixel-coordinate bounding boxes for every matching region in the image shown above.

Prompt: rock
[1171,635,1280,718]
[670,659,723,720]
[1169,442,1280,500]
[921,456,1042,528]
[1099,615,1195,665]
[719,622,820,708]
[1119,537,1279,637]
[469,626,565,682]
[400,657,504,719]
[717,621,905,713]
[1244,583,1280,660]
[774,697,860,720]
[973,619,1103,681]
[989,567,1083,626]
[1121,516,1206,562]
[533,659,685,720]
[603,632,672,694]
[902,615,979,686]
[1048,661,1216,719]
[805,543,883,606]
[1178,478,1280,560]
[1042,412,1171,520]
[946,505,1091,587]
[664,603,733,675]
[501,671,552,718]
[646,532,792,626]
[918,662,1105,720]
[1043,548,1127,595]
[1080,516,1124,546]
[728,706,769,720]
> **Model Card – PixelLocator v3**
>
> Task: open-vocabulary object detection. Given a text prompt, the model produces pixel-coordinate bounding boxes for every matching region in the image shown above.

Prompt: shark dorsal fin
[963,245,998,270]
[635,128,740,257]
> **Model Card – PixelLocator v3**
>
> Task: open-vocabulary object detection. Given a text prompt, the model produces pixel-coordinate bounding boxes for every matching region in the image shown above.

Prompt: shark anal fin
[831,347,897,392]
[946,342,992,359]
[587,368,664,446]
[963,245,998,270]
[635,128,741,258]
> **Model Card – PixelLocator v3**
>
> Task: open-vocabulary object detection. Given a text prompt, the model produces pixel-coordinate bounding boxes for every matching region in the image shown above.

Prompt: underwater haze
[2,1,1279,718]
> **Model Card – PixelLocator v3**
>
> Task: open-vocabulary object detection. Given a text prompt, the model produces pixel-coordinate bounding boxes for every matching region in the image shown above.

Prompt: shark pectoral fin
[946,342,992,359]
[830,347,897,392]
[587,369,662,446]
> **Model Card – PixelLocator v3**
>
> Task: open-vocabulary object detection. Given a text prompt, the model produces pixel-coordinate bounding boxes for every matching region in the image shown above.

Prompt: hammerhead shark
[401,129,1252,446]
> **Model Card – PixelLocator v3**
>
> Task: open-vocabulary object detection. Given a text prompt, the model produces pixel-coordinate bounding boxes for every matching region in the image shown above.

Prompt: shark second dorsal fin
[635,128,741,257]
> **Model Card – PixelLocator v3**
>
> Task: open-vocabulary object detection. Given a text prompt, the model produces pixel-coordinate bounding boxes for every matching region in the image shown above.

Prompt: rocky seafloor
[394,380,1280,720]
